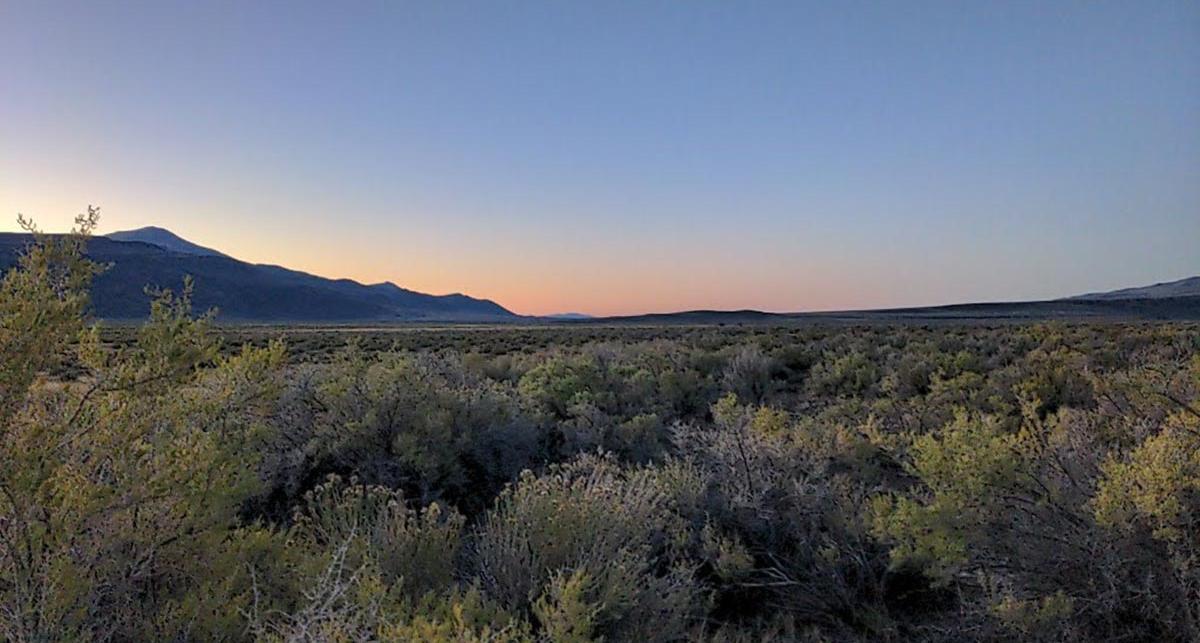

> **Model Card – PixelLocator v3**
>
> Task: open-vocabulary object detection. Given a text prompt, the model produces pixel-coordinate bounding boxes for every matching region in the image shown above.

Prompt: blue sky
[2,1,1197,315]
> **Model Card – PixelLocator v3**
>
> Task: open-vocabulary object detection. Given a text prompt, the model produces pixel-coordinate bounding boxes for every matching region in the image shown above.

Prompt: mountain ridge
[575,297,1200,325]
[1070,276,1200,301]
[3,227,1196,324]
[0,231,517,322]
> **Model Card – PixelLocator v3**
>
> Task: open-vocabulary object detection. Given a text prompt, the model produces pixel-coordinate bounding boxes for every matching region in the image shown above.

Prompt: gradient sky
[2,1,1198,316]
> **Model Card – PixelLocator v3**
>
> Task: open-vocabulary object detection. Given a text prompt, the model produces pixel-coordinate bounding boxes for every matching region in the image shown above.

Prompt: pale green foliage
[268,349,538,512]
[990,591,1076,640]
[871,412,1024,582]
[808,350,879,397]
[0,210,286,640]
[871,347,1200,639]
[1094,356,1200,541]
[292,475,465,599]
[531,569,604,643]
[472,453,703,642]
[1015,346,1095,418]
[517,348,688,462]
[0,209,104,425]
[250,547,532,643]
[676,395,894,636]
[721,344,775,403]
[380,589,533,642]
[1096,420,1200,540]
[250,534,388,642]
[700,523,754,583]
[518,354,610,421]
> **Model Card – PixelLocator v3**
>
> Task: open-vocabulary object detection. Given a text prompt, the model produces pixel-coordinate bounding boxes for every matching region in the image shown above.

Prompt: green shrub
[292,475,465,599]
[471,454,704,641]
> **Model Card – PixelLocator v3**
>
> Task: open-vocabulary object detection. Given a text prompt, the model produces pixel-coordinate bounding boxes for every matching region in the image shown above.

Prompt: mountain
[107,226,228,258]
[0,231,517,323]
[579,297,1200,325]
[544,312,594,320]
[1070,276,1200,301]
[4,230,1195,324]
[568,277,1200,325]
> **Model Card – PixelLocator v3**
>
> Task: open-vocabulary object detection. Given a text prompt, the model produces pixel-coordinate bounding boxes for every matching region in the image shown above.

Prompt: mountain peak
[1,231,517,322]
[107,226,228,258]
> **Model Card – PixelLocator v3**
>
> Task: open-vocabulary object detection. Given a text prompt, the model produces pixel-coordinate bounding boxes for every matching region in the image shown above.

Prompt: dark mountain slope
[0,233,516,322]
[580,297,1200,325]
[577,275,1200,325]
[1071,276,1200,301]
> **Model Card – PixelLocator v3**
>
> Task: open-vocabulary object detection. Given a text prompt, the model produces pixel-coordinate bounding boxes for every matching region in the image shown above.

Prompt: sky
[1,1,1198,316]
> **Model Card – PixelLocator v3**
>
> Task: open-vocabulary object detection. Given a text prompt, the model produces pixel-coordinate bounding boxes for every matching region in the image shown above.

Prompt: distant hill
[566,277,1200,325]
[578,297,1200,325]
[4,230,1195,325]
[1070,276,1200,301]
[107,226,228,258]
[0,231,517,323]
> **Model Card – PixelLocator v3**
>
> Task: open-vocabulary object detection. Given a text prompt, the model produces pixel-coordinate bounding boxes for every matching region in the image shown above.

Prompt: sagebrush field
[4,225,1199,641]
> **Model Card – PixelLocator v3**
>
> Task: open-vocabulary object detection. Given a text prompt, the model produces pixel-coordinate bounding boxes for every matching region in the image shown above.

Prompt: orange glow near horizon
[0,192,891,317]
[0,187,1194,319]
